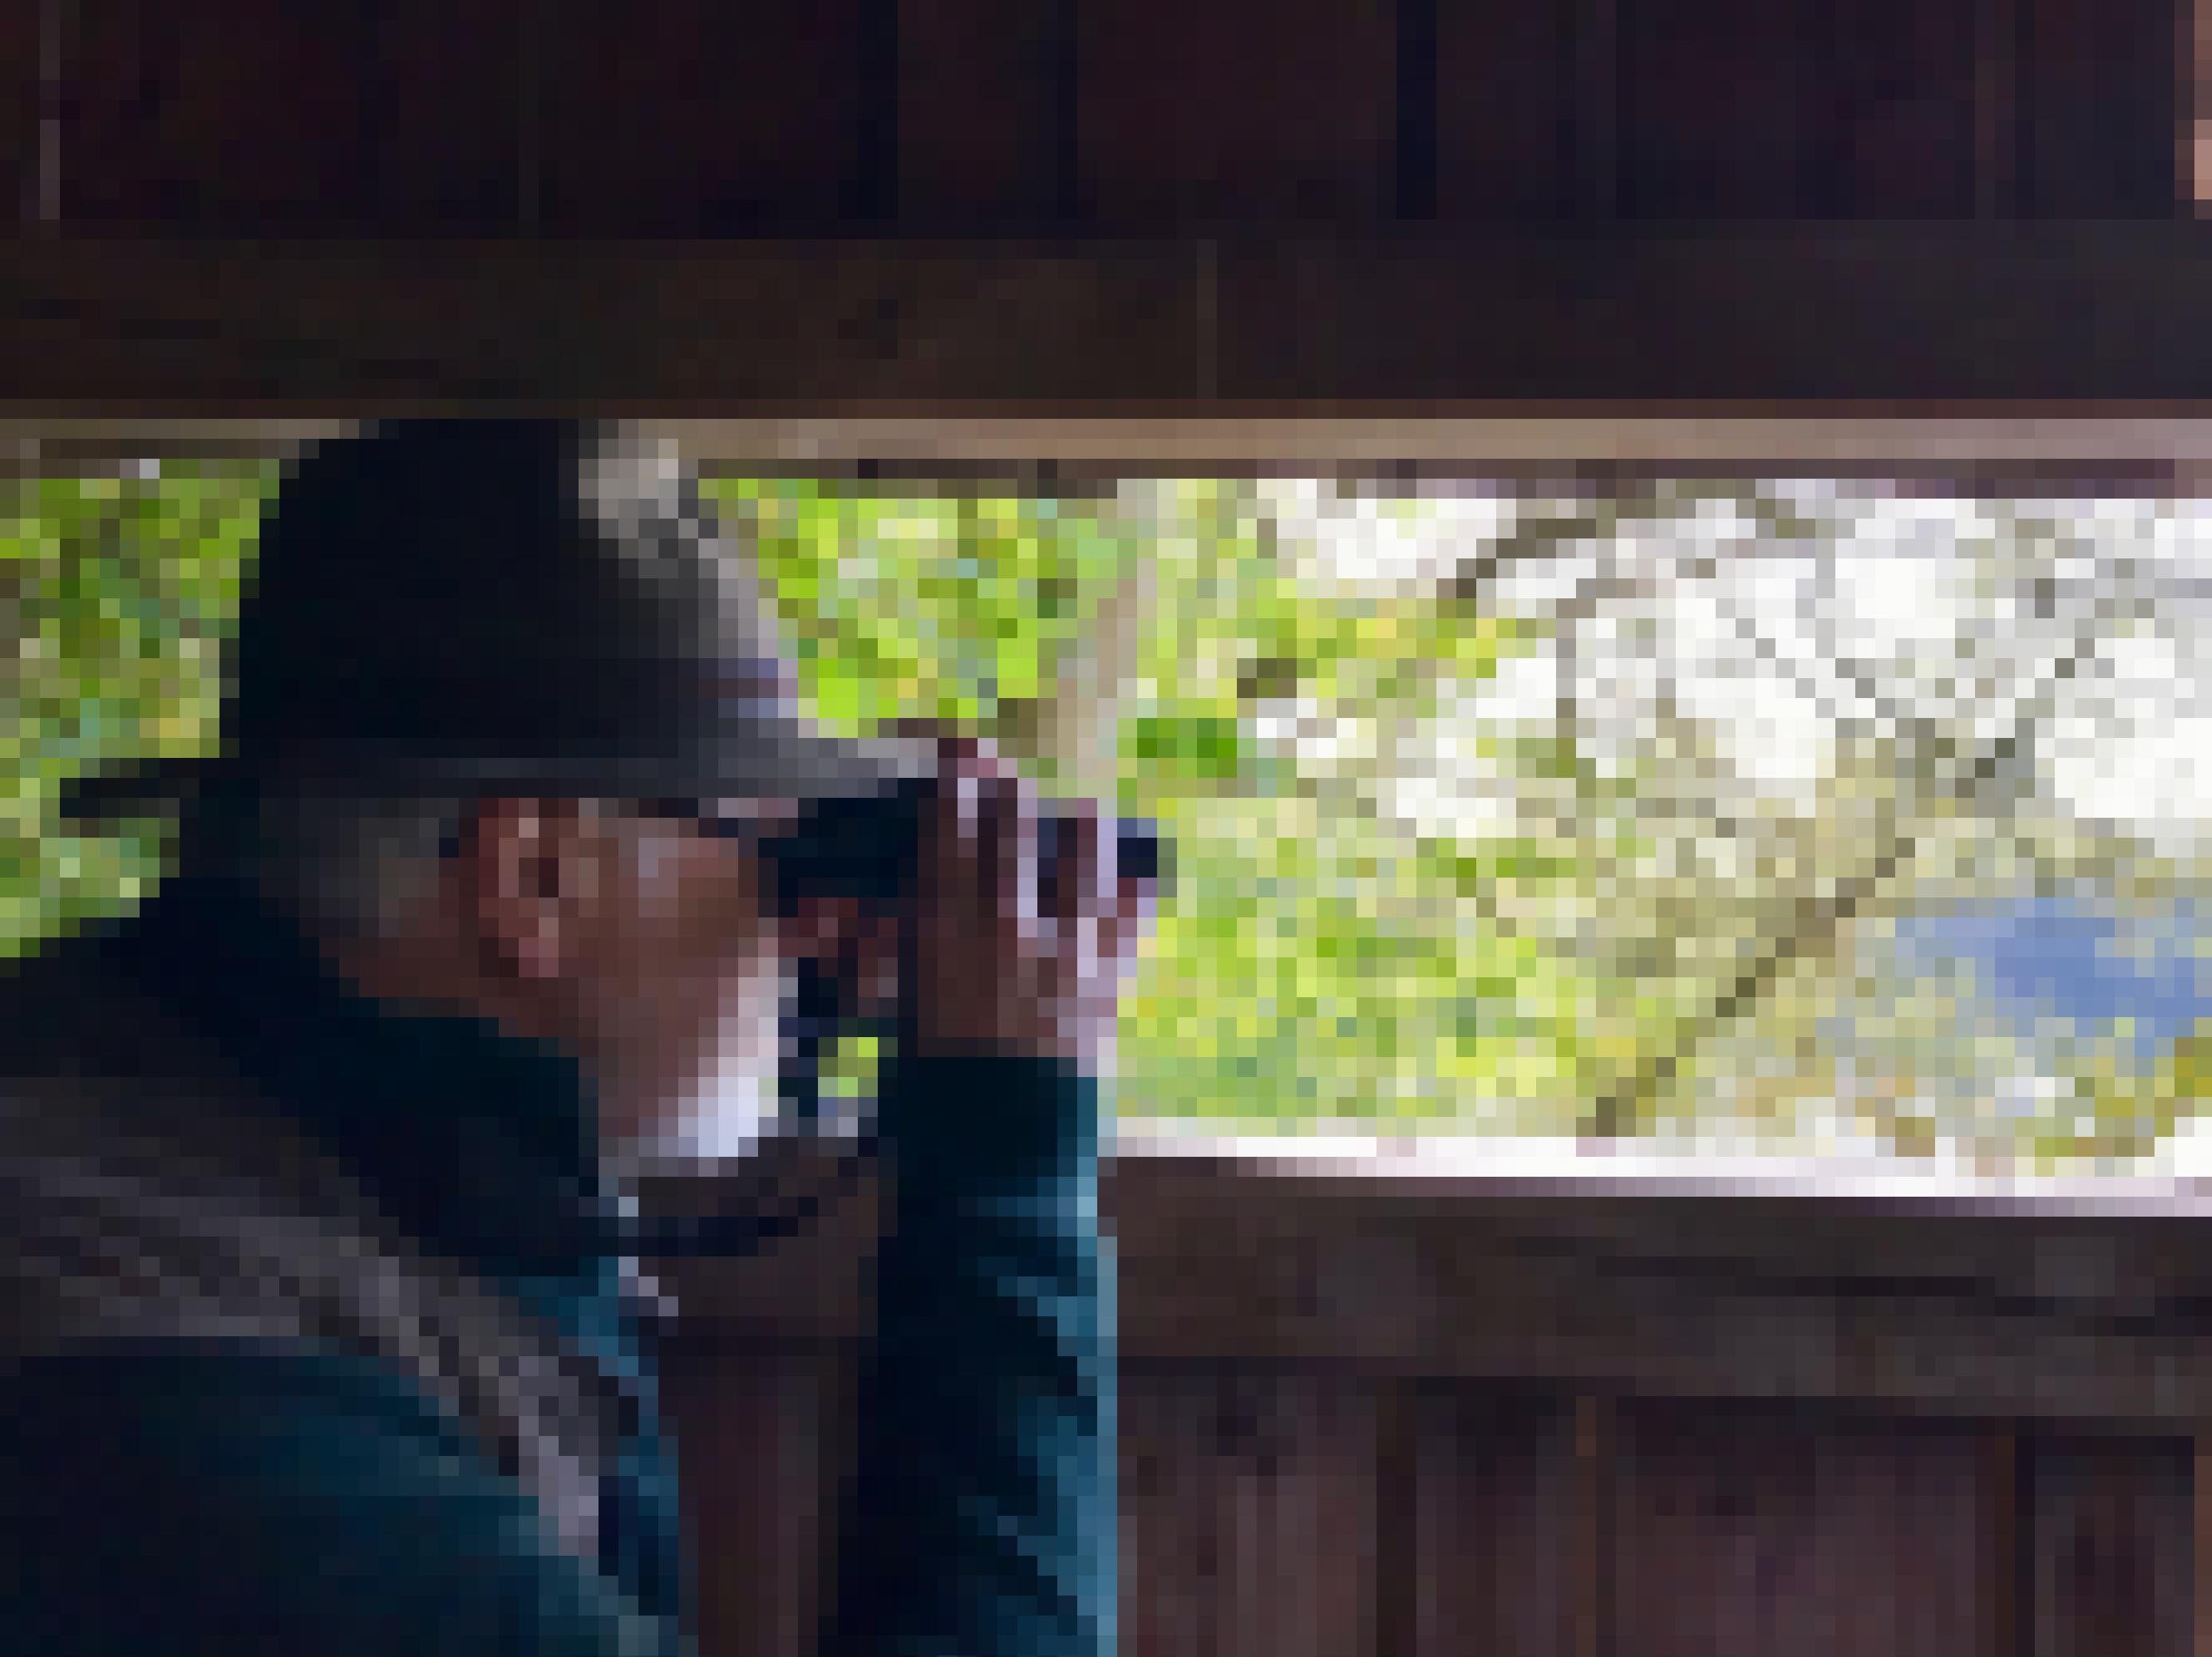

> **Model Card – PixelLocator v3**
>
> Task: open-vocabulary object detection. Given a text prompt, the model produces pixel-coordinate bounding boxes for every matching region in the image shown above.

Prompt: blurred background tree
[4,464,274,949]
[10,459,2209,1172]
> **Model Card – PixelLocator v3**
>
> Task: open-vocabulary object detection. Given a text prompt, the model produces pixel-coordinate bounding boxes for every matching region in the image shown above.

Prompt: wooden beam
[2020,0,2178,216]
[1369,1377,1420,1657]
[1982,1424,2024,1657]
[650,1135,2212,1431]
[1570,0,1619,219]
[1570,1393,1615,1657]
[1973,0,2021,216]
[13,229,2212,414]
[2197,1434,2212,1657]
[7,415,2212,483]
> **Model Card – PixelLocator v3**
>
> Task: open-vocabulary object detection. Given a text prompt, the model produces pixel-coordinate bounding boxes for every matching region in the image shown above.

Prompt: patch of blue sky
[1888,894,2212,1067]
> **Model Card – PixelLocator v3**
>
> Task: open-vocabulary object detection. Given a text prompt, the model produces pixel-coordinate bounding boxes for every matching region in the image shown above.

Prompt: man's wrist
[879,1047,1103,1174]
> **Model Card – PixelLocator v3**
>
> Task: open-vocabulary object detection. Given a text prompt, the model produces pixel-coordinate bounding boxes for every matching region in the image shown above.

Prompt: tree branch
[1583,558,2127,1139]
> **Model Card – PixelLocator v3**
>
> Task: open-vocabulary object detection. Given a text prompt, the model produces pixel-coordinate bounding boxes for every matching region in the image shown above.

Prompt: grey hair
[176,786,476,945]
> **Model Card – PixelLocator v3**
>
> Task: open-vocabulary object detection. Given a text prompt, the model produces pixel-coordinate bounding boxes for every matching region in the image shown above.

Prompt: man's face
[451,795,899,1157]
[582,801,797,1151]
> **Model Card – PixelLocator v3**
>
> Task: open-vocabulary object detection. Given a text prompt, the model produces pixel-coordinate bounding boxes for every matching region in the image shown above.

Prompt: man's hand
[891,727,1157,1075]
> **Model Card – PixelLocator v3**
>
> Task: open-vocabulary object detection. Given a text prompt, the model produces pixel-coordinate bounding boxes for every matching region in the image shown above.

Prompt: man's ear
[458,797,591,983]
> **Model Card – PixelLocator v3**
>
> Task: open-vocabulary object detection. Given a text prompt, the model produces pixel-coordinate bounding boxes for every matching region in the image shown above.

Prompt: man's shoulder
[0,1342,691,1657]
[0,933,359,1344]
[0,1339,486,1479]
[0,933,630,1573]
[0,1342,521,1537]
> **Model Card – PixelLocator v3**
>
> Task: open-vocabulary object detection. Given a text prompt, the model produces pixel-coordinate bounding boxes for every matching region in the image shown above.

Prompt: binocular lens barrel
[764,776,1166,916]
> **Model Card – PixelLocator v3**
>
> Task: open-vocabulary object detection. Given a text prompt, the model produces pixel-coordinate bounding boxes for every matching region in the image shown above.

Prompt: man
[0,420,1152,1656]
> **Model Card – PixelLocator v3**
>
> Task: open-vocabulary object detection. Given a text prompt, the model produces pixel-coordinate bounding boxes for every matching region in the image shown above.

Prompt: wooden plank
[57,0,527,232]
[2195,1439,2212,1657]
[1824,0,1979,215]
[1121,1367,1208,1657]
[1985,1426,2026,1657]
[1514,0,1984,219]
[658,1344,846,1657]
[1611,1400,1987,1657]
[2020,0,2178,215]
[853,0,897,224]
[898,0,1065,227]
[1618,0,1814,217]
[1073,0,1396,227]
[1372,1379,1420,1657]
[371,0,535,234]
[61,0,371,229]
[1392,0,1438,220]
[1574,0,1981,218]
[1973,0,2023,215]
[1112,1168,2212,1429]
[0,238,1205,407]
[2,0,44,231]
[534,0,866,234]
[652,1142,2212,1429]
[2025,1433,2193,1657]
[1122,1367,1383,1657]
[14,230,2212,408]
[1435,0,1577,220]
[7,415,2212,482]
[1405,1387,1578,1657]
[1210,229,2212,400]
[1573,1394,1615,1657]
[1570,0,1621,217]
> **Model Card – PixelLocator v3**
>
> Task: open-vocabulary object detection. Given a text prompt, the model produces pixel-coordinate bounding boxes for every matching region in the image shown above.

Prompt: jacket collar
[104,868,614,1280]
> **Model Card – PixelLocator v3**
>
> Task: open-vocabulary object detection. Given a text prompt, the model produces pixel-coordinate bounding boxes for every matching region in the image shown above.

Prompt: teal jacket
[0,871,1115,1657]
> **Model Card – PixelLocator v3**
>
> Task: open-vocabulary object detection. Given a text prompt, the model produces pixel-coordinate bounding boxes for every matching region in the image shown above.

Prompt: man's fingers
[995,771,1040,943]
[1053,803,1108,928]
[898,718,1144,1067]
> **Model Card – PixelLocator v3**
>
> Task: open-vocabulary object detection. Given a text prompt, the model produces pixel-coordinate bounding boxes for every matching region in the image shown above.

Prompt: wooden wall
[643,1142,2212,1657]
[6,9,2208,1655]
[3,0,2190,237]
[7,0,2207,412]
[660,1363,2192,1657]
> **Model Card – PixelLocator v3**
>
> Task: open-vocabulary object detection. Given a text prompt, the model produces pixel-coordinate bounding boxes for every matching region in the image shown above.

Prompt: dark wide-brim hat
[57,419,944,826]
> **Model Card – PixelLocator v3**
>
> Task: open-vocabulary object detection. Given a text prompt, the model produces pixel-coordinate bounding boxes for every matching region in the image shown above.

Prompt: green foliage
[0,468,1800,1138]
[11,464,2205,1167]
[3,465,277,954]
[713,479,1136,737]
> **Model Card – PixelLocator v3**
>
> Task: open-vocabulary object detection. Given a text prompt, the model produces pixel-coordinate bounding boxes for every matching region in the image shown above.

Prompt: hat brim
[55,725,946,829]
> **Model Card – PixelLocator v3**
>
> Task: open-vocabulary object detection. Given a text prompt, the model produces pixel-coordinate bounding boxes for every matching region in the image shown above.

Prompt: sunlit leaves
[6,464,276,953]
[709,477,1137,740]
[13,464,2212,1171]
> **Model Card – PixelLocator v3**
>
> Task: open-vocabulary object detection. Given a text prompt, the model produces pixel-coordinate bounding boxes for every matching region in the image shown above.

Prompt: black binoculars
[760,772,1167,918]
[764,772,1167,1141]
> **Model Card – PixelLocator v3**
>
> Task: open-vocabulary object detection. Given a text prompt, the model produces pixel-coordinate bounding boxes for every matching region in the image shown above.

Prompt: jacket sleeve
[0,1346,694,1657]
[820,1053,1116,1657]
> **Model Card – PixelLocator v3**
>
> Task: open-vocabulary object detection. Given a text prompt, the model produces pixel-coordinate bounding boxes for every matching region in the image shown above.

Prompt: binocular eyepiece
[760,773,1167,919]
[768,773,1167,1133]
